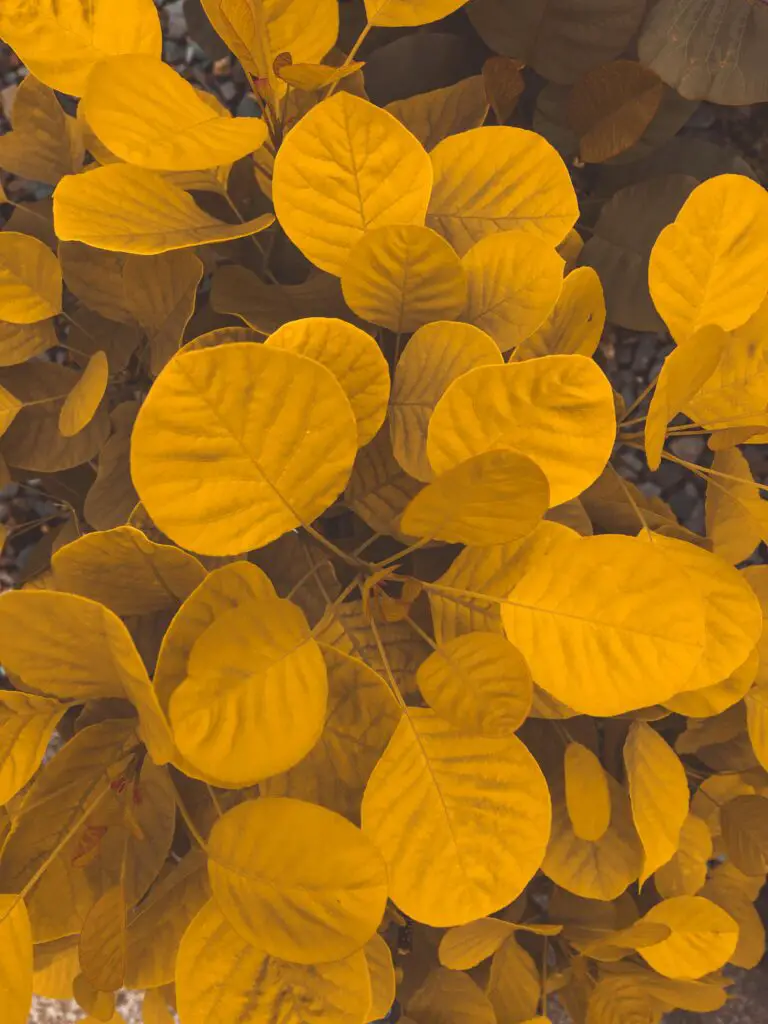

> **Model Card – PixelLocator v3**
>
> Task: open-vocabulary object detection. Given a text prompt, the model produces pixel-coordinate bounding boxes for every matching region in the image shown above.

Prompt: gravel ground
[1,1,765,1021]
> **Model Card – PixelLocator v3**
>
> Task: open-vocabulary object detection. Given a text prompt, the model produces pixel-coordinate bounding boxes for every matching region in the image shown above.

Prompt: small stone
[669,435,706,462]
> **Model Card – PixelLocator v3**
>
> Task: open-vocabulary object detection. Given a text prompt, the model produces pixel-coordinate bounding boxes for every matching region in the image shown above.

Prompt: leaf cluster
[0,2,767,1024]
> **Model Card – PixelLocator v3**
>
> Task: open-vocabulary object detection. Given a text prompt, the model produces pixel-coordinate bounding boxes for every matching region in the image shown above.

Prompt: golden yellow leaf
[655,813,712,898]
[427,355,615,505]
[649,174,768,342]
[278,60,365,91]
[664,647,758,719]
[0,895,33,1024]
[58,351,109,438]
[400,449,549,545]
[208,798,388,963]
[624,722,690,886]
[273,93,433,276]
[169,596,327,786]
[638,896,738,980]
[564,742,611,843]
[408,967,496,1024]
[53,164,273,255]
[124,850,209,989]
[0,0,161,96]
[487,935,541,1024]
[568,60,663,163]
[361,708,550,926]
[142,989,175,1024]
[78,885,126,992]
[745,565,768,686]
[583,974,664,1024]
[427,126,578,255]
[501,534,707,715]
[701,874,766,970]
[514,266,605,361]
[646,533,763,690]
[543,769,643,901]
[176,899,371,1024]
[386,77,489,152]
[33,936,79,1000]
[746,681,768,772]
[0,383,22,438]
[389,320,502,483]
[365,933,396,1021]
[131,343,357,555]
[0,232,62,324]
[461,231,563,352]
[0,690,67,805]
[0,318,57,367]
[416,632,532,737]
[82,56,266,171]
[51,525,205,616]
[365,0,469,26]
[122,251,204,375]
[439,918,515,970]
[262,646,401,822]
[265,316,389,445]
[644,326,726,469]
[705,448,768,564]
[341,225,467,333]
[0,75,84,185]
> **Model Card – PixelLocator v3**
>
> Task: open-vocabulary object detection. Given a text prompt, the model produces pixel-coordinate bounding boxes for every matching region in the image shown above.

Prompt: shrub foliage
[0,1,767,1022]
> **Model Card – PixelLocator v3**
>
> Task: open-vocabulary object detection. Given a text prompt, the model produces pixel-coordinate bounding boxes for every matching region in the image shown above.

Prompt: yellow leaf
[389,320,502,483]
[279,60,366,91]
[0,690,67,805]
[124,850,209,989]
[720,793,768,875]
[0,895,33,1024]
[543,768,643,901]
[341,225,467,333]
[83,401,139,531]
[439,917,515,969]
[705,448,768,564]
[58,351,109,437]
[122,251,204,375]
[487,935,540,1024]
[142,989,175,1024]
[746,681,768,771]
[262,646,401,822]
[345,422,423,538]
[649,174,768,342]
[416,632,532,737]
[646,533,763,690]
[208,798,388,963]
[53,164,274,255]
[701,875,766,970]
[33,936,79,1000]
[0,318,57,367]
[501,534,707,715]
[73,974,117,1021]
[78,885,126,992]
[365,0,469,27]
[176,899,371,1024]
[638,896,738,980]
[745,565,768,685]
[663,646,758,719]
[0,75,84,185]
[644,326,726,469]
[361,708,551,926]
[568,60,663,163]
[427,126,578,255]
[564,742,611,842]
[427,355,615,506]
[0,0,161,96]
[365,933,396,1021]
[624,722,690,886]
[58,244,133,324]
[430,521,578,643]
[514,266,605,361]
[0,384,22,438]
[584,974,664,1023]
[273,93,433,276]
[655,813,712,898]
[407,967,496,1024]
[461,231,564,352]
[265,317,389,445]
[82,56,266,171]
[400,449,549,545]
[0,232,62,324]
[131,343,357,555]
[169,596,327,787]
[386,77,489,152]
[51,525,205,616]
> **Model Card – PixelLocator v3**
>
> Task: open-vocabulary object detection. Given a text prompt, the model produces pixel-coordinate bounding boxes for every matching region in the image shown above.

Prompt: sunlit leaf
[0,691,67,805]
[0,232,62,324]
[705,448,768,564]
[514,267,605,361]
[0,75,84,185]
[655,813,712,898]
[564,742,611,843]
[638,896,738,980]
[365,0,469,27]
[58,351,109,438]
[0,895,33,1024]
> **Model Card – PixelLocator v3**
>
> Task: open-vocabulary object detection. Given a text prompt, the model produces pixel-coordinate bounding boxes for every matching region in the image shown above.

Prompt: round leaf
[0,233,62,324]
[131,343,358,555]
[514,266,605,360]
[207,798,388,964]
[638,896,738,980]
[564,742,611,842]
